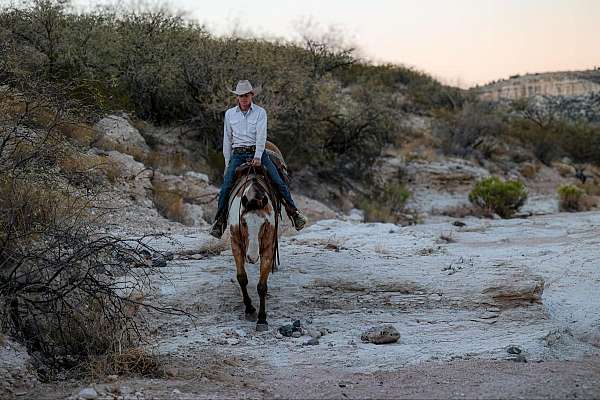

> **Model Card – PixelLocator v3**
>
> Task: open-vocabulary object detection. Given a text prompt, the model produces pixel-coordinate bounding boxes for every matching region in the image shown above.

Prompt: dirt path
[31,211,600,399]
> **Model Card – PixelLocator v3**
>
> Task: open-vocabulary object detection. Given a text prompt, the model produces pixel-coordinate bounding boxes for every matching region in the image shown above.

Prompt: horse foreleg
[231,227,256,319]
[256,223,275,331]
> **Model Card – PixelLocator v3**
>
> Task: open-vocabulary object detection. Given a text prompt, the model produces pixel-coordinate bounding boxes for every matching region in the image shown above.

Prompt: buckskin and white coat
[227,172,277,331]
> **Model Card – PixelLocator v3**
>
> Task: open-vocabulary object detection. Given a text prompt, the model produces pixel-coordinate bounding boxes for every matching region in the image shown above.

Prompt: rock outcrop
[94,114,151,155]
[477,70,600,101]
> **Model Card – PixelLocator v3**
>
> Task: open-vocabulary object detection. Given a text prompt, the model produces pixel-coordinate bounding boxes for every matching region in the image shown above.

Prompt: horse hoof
[245,312,257,321]
[256,322,268,332]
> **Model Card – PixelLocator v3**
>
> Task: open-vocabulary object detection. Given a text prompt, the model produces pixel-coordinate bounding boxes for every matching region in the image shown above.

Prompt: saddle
[265,141,291,185]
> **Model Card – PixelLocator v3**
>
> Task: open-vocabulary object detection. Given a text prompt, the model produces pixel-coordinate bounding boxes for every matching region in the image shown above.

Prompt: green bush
[359,183,411,223]
[557,184,586,212]
[0,0,455,185]
[509,98,600,165]
[468,177,527,218]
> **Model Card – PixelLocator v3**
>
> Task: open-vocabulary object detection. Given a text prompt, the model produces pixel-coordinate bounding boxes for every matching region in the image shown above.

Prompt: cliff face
[477,70,600,101]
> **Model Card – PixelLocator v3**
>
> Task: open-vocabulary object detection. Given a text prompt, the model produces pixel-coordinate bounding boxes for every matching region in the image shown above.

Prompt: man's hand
[250,157,261,167]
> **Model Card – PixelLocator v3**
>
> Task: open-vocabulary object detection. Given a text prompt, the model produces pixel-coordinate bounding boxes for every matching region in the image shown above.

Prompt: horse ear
[241,195,248,208]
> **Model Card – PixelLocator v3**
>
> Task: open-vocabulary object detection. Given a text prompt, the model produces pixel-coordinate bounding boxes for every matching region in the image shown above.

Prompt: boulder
[294,194,337,223]
[105,151,148,179]
[151,172,219,224]
[0,337,39,398]
[182,203,208,226]
[404,158,490,187]
[101,150,153,207]
[78,387,98,400]
[360,325,401,345]
[552,162,576,177]
[152,172,218,205]
[94,114,150,154]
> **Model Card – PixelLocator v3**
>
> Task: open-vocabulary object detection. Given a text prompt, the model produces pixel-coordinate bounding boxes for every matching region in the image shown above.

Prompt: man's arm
[223,111,233,168]
[253,109,267,161]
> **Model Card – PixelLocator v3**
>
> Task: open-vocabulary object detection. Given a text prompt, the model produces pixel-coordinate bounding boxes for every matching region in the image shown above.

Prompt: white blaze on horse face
[228,184,275,265]
[244,212,263,264]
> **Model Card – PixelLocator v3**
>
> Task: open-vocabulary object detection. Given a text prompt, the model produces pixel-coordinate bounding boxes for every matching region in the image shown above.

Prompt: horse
[227,164,280,331]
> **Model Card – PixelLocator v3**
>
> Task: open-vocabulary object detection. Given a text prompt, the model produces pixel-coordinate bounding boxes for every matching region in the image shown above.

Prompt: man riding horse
[210,80,308,238]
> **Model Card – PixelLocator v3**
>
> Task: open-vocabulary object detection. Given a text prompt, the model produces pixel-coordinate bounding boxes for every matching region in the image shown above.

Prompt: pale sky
[73,0,600,88]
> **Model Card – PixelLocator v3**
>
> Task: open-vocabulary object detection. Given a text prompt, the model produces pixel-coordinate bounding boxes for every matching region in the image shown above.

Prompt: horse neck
[229,179,275,260]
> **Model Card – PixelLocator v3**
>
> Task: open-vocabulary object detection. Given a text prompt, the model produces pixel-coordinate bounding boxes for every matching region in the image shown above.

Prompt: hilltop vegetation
[0,0,463,183]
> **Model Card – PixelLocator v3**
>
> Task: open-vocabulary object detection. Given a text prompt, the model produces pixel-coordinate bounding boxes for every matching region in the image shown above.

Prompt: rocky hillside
[476,69,600,101]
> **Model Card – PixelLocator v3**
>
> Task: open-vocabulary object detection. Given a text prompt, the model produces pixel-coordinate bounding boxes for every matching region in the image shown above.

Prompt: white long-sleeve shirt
[222,102,267,167]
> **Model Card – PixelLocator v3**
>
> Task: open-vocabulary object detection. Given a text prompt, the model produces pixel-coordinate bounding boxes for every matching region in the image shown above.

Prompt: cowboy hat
[230,80,261,96]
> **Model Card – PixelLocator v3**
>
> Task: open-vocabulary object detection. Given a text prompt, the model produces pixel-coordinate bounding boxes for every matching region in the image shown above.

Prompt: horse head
[241,178,269,212]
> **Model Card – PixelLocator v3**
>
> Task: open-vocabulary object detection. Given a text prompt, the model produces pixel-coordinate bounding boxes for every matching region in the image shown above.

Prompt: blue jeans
[216,151,296,218]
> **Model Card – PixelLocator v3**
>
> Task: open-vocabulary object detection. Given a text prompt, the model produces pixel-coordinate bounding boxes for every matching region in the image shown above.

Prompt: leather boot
[284,205,308,231]
[209,213,227,238]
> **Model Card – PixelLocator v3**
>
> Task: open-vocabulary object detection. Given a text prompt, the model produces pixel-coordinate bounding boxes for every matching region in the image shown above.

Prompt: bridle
[228,164,281,271]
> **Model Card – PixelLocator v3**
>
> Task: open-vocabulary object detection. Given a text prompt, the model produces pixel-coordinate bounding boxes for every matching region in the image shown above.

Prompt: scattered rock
[234,329,247,337]
[165,368,179,378]
[303,338,319,346]
[306,329,322,339]
[78,387,98,400]
[278,325,295,337]
[292,331,302,338]
[452,221,466,227]
[506,345,522,354]
[361,325,400,345]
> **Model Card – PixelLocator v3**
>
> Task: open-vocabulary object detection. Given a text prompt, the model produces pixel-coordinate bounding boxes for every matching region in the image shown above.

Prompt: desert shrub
[435,102,509,157]
[151,180,186,223]
[468,177,528,218]
[0,0,459,186]
[509,98,600,165]
[558,122,600,165]
[579,179,600,196]
[359,183,411,223]
[519,162,540,179]
[557,184,595,212]
[0,84,181,375]
[87,347,164,379]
